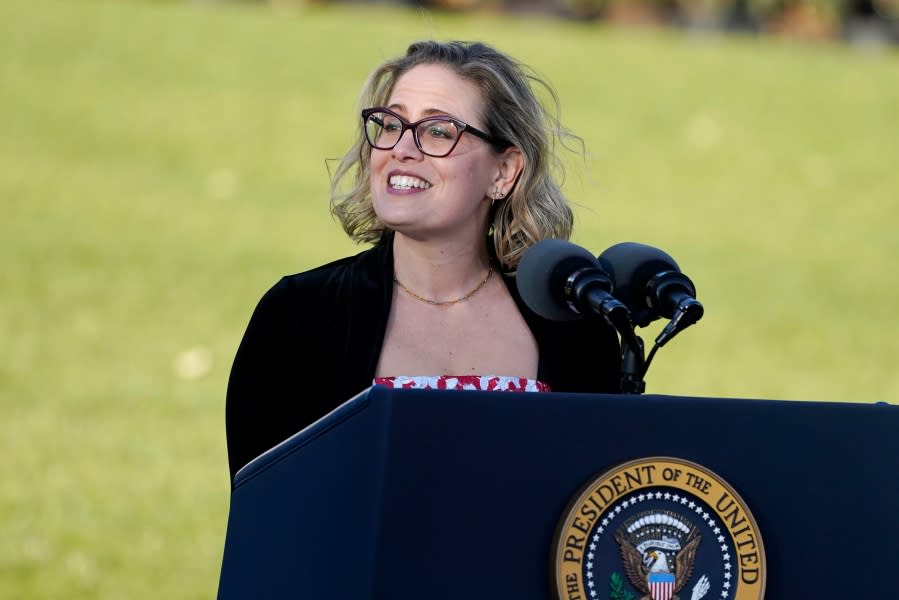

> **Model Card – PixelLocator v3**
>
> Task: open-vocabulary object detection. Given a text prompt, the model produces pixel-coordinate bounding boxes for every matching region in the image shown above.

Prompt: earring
[491,187,505,208]
[488,189,501,237]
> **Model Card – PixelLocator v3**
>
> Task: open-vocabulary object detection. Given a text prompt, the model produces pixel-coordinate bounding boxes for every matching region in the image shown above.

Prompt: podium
[218,387,898,598]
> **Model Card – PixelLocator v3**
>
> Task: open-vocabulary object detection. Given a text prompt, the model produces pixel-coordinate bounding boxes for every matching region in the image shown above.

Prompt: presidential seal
[552,457,765,600]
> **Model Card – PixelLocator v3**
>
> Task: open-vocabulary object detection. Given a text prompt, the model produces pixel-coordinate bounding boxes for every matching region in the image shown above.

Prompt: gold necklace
[394,267,493,306]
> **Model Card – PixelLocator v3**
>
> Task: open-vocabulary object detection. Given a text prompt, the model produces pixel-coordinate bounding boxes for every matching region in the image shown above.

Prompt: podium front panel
[219,387,899,598]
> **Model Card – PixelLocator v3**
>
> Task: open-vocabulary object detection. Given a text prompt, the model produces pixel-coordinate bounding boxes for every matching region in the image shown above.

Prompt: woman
[226,40,620,481]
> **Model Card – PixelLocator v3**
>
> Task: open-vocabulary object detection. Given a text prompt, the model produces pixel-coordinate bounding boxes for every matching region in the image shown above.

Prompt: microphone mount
[563,265,645,395]
[563,267,635,346]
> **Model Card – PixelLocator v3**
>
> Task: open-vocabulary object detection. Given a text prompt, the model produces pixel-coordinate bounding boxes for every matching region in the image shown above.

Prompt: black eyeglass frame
[361,107,500,157]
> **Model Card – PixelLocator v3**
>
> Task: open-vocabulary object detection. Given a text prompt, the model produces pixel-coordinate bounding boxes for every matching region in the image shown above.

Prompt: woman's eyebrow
[386,103,459,119]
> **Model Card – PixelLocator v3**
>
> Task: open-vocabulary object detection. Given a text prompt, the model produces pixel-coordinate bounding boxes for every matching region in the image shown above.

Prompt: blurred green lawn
[1,0,897,597]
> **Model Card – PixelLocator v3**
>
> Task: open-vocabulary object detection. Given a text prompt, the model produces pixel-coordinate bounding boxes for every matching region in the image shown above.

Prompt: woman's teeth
[389,175,431,190]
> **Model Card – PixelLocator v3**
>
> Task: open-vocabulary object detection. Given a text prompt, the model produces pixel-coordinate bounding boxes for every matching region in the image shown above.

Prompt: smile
[389,175,432,191]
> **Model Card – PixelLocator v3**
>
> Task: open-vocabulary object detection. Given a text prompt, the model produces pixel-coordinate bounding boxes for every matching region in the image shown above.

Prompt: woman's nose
[391,128,423,159]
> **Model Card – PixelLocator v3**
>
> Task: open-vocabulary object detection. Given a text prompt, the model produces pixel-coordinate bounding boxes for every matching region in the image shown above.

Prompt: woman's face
[369,63,508,246]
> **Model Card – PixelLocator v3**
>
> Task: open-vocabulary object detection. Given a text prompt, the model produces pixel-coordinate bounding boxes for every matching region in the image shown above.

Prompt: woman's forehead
[387,64,485,122]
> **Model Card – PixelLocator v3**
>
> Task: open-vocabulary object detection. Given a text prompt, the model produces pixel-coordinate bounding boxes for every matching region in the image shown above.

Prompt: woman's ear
[492,146,524,198]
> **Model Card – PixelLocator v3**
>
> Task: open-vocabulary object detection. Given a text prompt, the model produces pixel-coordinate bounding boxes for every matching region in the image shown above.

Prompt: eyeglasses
[361,107,498,158]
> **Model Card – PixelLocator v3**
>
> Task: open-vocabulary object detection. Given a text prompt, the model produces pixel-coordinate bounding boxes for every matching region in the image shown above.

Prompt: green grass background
[1,0,897,597]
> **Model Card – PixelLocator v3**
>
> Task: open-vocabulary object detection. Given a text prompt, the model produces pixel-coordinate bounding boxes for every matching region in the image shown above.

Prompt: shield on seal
[648,572,675,600]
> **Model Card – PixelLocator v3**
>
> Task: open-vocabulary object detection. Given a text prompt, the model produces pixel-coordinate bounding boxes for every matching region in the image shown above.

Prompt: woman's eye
[424,123,454,139]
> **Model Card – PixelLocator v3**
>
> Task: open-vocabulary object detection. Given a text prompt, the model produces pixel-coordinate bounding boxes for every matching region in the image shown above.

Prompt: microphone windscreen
[597,242,680,324]
[517,239,599,321]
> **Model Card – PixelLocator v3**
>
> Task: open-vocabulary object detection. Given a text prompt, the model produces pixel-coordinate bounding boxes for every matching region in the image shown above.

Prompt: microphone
[597,242,704,347]
[516,239,633,336]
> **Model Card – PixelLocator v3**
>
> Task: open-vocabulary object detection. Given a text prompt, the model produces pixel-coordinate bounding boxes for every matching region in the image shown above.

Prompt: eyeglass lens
[364,111,462,157]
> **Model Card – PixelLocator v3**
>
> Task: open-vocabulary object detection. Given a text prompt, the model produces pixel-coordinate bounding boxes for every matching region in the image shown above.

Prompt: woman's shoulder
[266,242,392,301]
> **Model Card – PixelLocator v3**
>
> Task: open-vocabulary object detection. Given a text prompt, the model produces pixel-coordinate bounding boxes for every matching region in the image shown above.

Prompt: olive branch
[609,571,635,600]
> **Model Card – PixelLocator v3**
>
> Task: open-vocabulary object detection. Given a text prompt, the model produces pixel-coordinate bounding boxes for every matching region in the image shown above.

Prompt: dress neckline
[374,374,551,393]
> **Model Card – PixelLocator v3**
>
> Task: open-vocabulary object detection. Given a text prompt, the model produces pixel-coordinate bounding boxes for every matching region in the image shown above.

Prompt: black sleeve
[225,248,392,484]
[225,278,326,482]
[507,272,621,395]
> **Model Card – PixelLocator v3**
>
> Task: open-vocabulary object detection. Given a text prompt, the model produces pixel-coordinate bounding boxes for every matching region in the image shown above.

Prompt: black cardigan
[225,241,620,480]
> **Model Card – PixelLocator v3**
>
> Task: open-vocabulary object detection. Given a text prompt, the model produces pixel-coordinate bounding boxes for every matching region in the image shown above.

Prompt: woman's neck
[391,232,492,300]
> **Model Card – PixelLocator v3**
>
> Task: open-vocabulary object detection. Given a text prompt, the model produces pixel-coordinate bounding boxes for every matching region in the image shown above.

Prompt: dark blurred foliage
[255,0,899,45]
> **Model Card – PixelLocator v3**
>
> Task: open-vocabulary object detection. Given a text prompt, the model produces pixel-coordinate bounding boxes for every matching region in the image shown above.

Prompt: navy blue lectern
[218,387,898,598]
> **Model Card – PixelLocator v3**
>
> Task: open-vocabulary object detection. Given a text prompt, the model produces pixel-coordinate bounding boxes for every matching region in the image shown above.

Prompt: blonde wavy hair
[329,40,582,270]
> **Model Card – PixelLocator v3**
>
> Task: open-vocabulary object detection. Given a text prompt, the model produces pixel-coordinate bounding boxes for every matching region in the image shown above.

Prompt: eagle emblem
[551,458,765,600]
[614,511,709,600]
